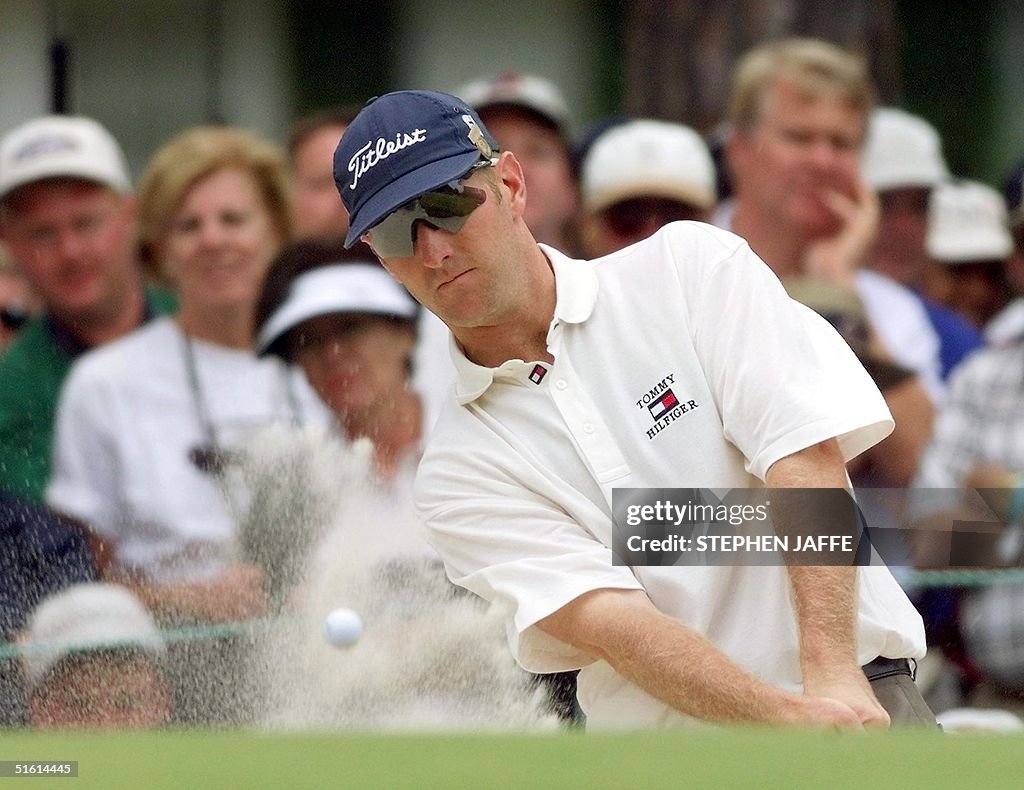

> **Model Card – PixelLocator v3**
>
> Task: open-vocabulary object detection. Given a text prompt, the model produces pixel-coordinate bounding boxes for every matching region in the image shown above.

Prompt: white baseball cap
[22,583,164,688]
[0,115,131,203]
[457,73,571,134]
[927,179,1014,263]
[581,119,716,213]
[862,107,949,192]
[256,263,419,357]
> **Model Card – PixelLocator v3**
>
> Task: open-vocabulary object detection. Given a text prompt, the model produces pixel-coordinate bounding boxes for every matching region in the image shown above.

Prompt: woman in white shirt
[48,127,323,626]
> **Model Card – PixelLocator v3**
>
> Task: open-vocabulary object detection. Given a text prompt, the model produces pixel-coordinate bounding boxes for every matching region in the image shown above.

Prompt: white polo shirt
[416,222,926,729]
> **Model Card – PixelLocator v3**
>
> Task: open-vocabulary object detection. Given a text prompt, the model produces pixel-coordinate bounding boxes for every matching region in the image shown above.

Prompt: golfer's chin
[430,294,497,331]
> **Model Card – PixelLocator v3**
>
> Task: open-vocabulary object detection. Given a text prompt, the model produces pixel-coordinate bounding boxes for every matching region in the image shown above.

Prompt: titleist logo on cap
[348,128,427,189]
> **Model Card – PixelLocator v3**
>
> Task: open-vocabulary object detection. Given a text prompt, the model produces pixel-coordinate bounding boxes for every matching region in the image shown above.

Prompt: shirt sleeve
[679,229,894,480]
[46,359,125,542]
[416,421,644,674]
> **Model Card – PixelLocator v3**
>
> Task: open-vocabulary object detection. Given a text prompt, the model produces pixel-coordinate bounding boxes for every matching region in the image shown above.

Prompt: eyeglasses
[602,198,703,239]
[0,305,29,332]
[364,159,496,258]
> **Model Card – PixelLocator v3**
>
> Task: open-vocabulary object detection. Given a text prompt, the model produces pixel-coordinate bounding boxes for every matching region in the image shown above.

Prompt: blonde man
[722,38,939,488]
[725,40,942,386]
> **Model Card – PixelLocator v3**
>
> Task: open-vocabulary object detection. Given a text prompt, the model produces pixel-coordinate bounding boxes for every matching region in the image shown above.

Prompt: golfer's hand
[803,670,891,729]
[804,176,879,288]
[777,694,866,731]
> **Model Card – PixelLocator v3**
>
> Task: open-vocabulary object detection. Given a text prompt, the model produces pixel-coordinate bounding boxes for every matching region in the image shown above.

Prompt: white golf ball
[323,607,363,648]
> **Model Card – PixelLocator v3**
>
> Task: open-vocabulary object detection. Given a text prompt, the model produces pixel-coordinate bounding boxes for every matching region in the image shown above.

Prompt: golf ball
[323,607,363,648]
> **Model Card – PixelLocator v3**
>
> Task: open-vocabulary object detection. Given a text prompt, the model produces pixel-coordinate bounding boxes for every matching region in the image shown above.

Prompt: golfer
[334,90,933,729]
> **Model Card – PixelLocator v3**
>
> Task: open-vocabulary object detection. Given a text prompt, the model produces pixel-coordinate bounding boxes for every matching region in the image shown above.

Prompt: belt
[862,657,915,681]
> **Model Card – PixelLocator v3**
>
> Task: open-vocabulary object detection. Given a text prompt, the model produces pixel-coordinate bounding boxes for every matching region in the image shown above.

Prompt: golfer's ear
[496,151,528,217]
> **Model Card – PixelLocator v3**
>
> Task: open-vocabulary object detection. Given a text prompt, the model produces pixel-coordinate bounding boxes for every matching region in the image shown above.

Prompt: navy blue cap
[334,90,499,248]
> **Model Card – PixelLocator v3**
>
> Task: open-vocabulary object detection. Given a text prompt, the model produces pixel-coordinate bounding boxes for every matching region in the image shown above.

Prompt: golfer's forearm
[766,440,861,676]
[538,589,798,725]
[604,617,799,724]
[788,565,859,675]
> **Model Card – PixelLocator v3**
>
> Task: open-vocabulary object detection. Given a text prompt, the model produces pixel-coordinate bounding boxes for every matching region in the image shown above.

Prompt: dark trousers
[863,657,939,727]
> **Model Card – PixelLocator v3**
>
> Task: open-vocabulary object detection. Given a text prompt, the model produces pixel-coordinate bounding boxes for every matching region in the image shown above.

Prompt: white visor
[256,264,418,355]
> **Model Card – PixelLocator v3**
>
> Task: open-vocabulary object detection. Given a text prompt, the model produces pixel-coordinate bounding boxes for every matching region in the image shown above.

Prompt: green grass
[1,729,1022,789]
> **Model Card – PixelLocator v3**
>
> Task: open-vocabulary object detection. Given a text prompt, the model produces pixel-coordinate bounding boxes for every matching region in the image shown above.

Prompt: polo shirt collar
[451,243,599,404]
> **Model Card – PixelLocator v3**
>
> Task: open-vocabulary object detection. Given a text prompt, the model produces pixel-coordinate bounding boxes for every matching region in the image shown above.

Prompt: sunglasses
[0,305,30,332]
[602,198,704,239]
[364,159,496,258]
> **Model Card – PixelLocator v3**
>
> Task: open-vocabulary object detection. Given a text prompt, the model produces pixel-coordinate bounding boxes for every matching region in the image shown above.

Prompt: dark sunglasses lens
[418,186,487,219]
[368,186,487,258]
[368,213,419,258]
[0,306,30,331]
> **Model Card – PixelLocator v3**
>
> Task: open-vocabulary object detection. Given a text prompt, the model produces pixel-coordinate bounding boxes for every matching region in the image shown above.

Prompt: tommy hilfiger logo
[648,390,678,420]
[529,364,547,385]
[636,373,699,440]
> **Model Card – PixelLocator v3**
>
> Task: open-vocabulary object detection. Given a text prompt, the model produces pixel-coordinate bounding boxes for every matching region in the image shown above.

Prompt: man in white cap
[924,179,1015,333]
[578,119,716,257]
[862,107,949,288]
[459,73,581,256]
[22,582,170,729]
[862,107,984,379]
[0,116,175,503]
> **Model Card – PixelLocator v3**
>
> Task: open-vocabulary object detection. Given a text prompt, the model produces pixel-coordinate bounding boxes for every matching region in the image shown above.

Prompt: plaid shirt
[915,340,1024,690]
[916,341,1024,489]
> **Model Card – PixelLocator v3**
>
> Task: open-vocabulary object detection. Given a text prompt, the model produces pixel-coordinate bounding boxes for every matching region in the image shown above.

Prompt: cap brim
[476,101,564,133]
[344,149,484,248]
[588,181,715,214]
[928,236,1014,263]
[0,161,129,203]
